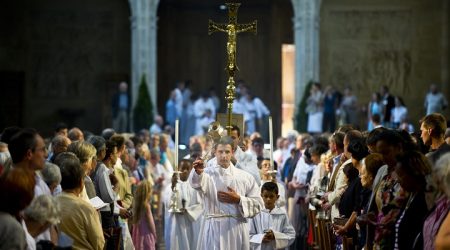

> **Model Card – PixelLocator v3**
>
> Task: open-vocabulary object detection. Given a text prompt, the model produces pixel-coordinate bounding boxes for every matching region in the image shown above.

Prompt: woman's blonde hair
[132,180,153,225]
[67,141,96,165]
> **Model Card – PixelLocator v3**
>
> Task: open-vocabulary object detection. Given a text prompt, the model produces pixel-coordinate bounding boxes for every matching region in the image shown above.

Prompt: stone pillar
[291,0,321,117]
[129,0,159,129]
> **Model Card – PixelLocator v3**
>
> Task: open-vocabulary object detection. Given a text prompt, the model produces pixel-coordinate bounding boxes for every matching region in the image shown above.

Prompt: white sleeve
[272,214,296,249]
[185,189,204,221]
[188,168,210,195]
[99,169,116,204]
[238,177,263,218]
[328,169,347,205]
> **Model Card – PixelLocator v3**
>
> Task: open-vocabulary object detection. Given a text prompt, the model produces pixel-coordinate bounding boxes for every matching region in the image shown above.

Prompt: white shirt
[391,106,408,123]
[292,157,315,197]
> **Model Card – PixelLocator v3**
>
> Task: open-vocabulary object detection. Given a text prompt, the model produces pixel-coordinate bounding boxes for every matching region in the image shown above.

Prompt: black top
[395,192,429,250]
[339,177,363,218]
[427,143,450,166]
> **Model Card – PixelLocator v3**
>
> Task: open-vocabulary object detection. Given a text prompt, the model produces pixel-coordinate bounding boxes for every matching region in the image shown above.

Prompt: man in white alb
[189,136,263,250]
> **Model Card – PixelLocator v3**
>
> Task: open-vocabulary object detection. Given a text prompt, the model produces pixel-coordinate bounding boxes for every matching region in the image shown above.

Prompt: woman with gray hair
[423,152,450,249]
[23,195,60,250]
[40,162,61,195]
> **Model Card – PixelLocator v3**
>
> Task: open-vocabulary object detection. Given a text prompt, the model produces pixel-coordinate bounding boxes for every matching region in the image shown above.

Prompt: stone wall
[320,0,449,128]
[0,0,130,135]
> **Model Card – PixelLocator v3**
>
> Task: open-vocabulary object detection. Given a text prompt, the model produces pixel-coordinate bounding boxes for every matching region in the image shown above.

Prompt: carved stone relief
[324,9,412,94]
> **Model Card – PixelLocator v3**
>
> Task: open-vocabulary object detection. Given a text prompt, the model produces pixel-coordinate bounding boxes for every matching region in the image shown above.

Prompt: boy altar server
[250,182,295,250]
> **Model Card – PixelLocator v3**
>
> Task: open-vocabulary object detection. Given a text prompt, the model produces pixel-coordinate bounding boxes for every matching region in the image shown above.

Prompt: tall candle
[175,119,179,171]
[269,116,273,171]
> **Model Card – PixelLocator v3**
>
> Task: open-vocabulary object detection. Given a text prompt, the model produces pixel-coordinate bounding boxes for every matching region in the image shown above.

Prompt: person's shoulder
[271,207,288,216]
[233,166,256,183]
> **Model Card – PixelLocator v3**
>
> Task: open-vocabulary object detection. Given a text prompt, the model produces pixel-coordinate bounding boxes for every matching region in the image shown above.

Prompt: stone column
[129,0,159,129]
[291,0,321,117]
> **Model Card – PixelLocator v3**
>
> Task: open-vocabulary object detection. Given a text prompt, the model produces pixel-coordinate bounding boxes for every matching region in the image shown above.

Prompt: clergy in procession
[189,136,263,250]
[249,182,295,250]
[165,159,203,250]
[207,124,261,186]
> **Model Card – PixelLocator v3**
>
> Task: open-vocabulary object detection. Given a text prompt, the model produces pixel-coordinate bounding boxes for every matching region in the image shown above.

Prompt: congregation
[1,82,450,250]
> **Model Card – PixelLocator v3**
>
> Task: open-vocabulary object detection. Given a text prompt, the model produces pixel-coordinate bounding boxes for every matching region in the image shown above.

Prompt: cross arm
[236,21,257,35]
[208,20,228,35]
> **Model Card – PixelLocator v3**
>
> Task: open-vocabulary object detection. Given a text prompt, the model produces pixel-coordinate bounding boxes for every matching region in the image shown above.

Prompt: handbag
[333,217,349,227]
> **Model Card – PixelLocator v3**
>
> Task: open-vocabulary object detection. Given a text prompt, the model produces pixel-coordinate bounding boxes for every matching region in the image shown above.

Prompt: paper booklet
[89,196,108,210]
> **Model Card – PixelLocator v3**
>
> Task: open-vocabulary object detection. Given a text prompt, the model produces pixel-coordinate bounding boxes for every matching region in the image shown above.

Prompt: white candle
[175,119,179,171]
[269,116,273,171]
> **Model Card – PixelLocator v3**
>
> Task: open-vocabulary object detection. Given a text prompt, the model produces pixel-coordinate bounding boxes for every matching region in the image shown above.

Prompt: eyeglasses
[33,146,47,153]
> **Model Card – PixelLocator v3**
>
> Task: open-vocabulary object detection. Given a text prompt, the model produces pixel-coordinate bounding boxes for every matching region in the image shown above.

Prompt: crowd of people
[306,83,448,134]
[159,80,270,144]
[1,86,450,250]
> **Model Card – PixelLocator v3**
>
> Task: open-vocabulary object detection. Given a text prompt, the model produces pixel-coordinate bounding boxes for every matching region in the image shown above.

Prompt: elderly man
[48,135,71,163]
[189,136,263,250]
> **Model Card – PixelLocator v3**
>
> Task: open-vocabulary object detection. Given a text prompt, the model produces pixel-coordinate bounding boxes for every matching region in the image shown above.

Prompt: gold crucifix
[208,3,257,133]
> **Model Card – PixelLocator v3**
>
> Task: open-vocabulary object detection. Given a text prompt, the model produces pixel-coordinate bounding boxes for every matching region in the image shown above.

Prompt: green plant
[133,74,153,132]
[294,81,313,132]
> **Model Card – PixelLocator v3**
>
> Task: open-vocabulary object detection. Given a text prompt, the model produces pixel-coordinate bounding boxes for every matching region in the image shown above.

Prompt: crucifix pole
[208,2,257,135]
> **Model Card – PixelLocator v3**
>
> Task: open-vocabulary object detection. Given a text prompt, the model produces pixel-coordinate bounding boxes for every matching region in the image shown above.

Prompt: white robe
[164,181,204,250]
[189,163,263,250]
[249,207,296,250]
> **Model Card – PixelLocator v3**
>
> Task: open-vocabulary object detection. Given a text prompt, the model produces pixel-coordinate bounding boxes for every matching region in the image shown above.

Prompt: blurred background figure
[112,82,130,133]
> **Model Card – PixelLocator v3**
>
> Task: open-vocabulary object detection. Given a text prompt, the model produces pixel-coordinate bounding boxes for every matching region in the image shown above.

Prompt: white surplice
[164,181,204,250]
[189,163,263,250]
[249,207,296,250]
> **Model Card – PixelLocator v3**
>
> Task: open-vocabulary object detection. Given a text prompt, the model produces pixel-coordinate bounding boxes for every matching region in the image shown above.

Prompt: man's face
[376,140,401,168]
[252,143,263,155]
[261,190,278,211]
[311,153,321,165]
[230,129,240,149]
[30,135,46,170]
[179,161,192,181]
[296,136,303,149]
[343,135,350,158]
[160,137,168,150]
[420,123,432,146]
[260,160,270,176]
[215,144,233,168]
[328,138,336,154]
[110,147,119,166]
[150,153,160,166]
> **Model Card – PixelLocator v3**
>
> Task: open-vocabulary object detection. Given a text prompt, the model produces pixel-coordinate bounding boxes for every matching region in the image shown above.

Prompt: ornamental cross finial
[208,3,257,134]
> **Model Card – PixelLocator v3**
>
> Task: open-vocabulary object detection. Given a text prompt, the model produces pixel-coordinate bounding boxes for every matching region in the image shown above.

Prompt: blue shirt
[118,93,128,109]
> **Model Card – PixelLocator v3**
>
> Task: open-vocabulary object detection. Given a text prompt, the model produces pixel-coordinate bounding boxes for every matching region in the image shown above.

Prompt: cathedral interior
[0,0,448,136]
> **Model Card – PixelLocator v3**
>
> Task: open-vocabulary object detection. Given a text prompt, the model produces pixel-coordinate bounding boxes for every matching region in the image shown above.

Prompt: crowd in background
[306,83,448,134]
[1,80,450,250]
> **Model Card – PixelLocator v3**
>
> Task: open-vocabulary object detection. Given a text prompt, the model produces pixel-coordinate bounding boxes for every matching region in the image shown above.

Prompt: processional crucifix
[208,2,257,134]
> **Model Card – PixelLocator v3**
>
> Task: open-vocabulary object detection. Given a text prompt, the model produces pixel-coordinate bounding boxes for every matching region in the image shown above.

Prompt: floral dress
[373,171,408,249]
